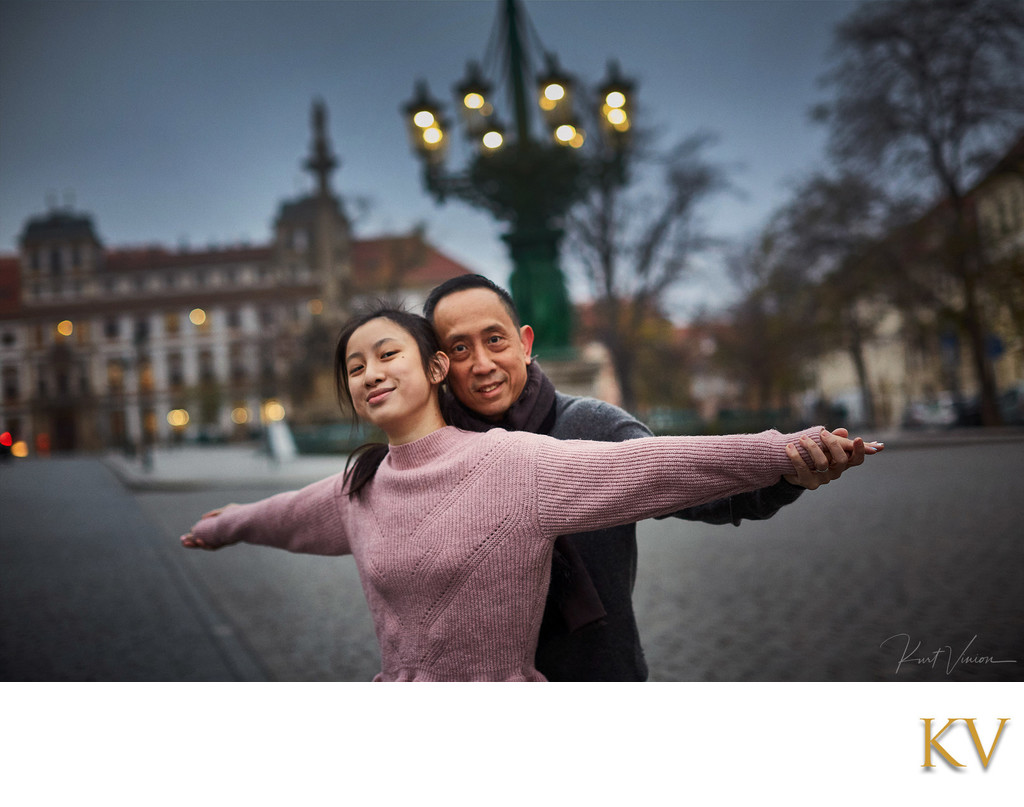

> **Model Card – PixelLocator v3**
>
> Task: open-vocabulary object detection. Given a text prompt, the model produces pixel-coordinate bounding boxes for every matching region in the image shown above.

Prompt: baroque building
[0,102,471,454]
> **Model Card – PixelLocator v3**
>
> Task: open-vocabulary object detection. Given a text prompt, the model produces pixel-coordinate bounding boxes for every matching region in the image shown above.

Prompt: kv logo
[921,718,1010,769]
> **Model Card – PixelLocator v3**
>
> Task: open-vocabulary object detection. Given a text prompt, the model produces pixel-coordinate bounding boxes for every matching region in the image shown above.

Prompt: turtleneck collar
[384,426,468,471]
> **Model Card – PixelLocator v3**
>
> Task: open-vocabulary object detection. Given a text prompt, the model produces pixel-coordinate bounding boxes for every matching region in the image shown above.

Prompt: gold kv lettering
[921,718,1010,769]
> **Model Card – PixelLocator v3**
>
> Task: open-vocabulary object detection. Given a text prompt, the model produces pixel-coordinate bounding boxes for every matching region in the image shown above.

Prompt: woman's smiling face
[344,316,448,443]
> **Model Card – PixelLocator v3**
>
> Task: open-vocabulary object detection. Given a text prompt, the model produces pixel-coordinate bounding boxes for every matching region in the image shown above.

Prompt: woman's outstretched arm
[180,473,351,556]
[532,427,882,538]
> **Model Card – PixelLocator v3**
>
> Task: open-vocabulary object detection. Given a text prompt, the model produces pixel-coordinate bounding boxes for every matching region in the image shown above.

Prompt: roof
[103,245,273,273]
[0,234,473,320]
[352,236,472,287]
[0,256,20,317]
[20,211,103,247]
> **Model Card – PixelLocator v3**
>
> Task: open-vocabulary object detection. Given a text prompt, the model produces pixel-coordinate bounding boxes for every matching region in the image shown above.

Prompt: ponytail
[343,442,389,497]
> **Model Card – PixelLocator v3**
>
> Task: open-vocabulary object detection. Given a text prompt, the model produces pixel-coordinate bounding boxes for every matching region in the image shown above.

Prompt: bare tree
[812,0,1024,425]
[711,231,818,420]
[770,171,915,426]
[565,131,729,412]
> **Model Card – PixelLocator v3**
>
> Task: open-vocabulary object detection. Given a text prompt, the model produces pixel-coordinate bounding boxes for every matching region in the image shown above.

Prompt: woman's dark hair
[334,303,447,496]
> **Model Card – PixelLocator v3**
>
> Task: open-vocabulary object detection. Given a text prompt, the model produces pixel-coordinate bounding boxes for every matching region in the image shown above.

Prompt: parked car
[901,393,958,429]
[999,382,1024,425]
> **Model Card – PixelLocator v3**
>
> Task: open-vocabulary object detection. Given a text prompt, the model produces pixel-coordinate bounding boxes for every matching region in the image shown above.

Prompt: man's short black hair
[423,274,521,327]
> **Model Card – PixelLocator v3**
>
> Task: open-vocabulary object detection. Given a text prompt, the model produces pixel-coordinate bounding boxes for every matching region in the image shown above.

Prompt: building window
[138,357,155,392]
[109,411,126,446]
[1,331,15,347]
[168,353,184,390]
[107,360,124,393]
[143,409,158,440]
[226,308,241,330]
[50,248,62,275]
[199,350,215,383]
[165,312,181,336]
[134,317,150,343]
[104,318,120,340]
[2,366,19,402]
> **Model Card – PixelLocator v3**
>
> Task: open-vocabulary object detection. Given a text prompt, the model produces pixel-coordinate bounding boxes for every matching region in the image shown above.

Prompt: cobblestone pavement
[634,440,1024,681]
[0,459,266,681]
[3,436,1022,681]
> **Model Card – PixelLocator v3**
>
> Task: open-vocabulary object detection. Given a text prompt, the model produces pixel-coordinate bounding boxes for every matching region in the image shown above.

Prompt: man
[423,274,868,681]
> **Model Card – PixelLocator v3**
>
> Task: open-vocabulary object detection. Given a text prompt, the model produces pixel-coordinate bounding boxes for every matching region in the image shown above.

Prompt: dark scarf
[441,362,607,634]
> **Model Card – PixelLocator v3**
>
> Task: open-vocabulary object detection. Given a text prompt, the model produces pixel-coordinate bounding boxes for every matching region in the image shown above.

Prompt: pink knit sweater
[191,425,824,681]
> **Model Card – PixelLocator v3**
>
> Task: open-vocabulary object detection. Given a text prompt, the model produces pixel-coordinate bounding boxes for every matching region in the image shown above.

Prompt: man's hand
[783,428,883,491]
[180,504,238,550]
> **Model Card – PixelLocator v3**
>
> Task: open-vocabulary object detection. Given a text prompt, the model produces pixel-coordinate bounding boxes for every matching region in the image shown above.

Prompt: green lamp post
[402,0,633,357]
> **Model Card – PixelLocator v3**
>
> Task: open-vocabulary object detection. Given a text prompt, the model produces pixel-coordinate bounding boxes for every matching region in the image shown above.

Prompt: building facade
[0,102,472,454]
[809,133,1024,428]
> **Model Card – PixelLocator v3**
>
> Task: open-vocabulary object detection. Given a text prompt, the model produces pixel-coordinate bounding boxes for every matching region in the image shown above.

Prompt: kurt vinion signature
[880,633,1019,676]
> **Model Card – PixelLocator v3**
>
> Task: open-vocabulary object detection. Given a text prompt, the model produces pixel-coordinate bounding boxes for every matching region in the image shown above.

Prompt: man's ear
[430,351,450,384]
[519,324,535,364]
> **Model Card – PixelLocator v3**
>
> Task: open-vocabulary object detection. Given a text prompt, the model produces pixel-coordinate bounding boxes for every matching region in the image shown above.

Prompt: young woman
[182,306,881,681]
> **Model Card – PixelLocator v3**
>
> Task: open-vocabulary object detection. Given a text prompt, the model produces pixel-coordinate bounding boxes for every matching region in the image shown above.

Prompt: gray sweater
[536,392,803,681]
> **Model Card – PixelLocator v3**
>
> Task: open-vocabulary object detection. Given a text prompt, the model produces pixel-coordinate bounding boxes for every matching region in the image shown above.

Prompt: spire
[304,98,339,197]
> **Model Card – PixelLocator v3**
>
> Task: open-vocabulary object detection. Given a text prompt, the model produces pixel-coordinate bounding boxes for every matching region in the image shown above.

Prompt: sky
[0,0,859,318]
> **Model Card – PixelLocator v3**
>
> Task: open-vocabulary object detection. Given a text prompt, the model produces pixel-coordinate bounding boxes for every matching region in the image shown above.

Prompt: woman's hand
[783,428,884,491]
[180,504,239,550]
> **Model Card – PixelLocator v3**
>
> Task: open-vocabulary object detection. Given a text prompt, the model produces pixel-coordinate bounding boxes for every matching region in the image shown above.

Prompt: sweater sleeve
[556,394,806,526]
[189,472,351,556]
[533,427,825,538]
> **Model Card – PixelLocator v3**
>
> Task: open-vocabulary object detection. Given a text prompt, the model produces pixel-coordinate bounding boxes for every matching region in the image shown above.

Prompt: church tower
[273,99,353,321]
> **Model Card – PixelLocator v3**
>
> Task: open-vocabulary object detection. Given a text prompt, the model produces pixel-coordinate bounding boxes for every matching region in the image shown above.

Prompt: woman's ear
[430,351,450,384]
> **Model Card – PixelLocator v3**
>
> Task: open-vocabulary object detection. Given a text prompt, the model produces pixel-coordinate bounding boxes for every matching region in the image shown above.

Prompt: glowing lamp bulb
[607,108,627,126]
[605,91,626,109]
[544,83,565,101]
[555,124,577,143]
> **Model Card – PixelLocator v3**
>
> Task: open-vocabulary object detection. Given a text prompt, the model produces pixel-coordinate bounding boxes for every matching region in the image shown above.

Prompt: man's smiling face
[430,287,535,420]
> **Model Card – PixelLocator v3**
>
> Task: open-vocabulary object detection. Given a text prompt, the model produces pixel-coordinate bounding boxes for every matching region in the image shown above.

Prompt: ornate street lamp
[402,0,633,356]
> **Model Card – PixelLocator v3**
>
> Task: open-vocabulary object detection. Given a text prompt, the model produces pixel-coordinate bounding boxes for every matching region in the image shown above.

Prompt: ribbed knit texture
[190,425,823,681]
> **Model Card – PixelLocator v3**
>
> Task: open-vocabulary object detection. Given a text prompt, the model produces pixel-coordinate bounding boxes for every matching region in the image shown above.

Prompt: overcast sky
[0,0,858,316]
